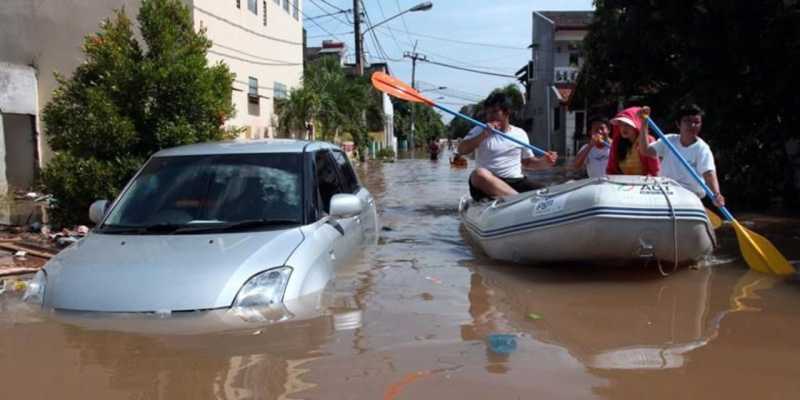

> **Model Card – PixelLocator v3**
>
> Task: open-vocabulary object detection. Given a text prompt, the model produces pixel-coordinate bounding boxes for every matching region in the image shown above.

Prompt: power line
[304,9,351,21]
[212,42,300,65]
[307,0,351,27]
[208,50,302,66]
[374,0,404,54]
[385,27,528,50]
[317,0,348,13]
[361,0,398,63]
[418,57,517,78]
[194,6,302,46]
[395,0,413,43]
[293,0,344,41]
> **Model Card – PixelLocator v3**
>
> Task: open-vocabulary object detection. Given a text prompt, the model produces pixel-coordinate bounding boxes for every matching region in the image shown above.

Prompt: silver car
[24,140,378,318]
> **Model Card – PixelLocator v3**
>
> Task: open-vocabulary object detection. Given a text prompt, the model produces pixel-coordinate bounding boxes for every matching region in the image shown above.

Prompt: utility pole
[353,0,363,76]
[403,42,426,149]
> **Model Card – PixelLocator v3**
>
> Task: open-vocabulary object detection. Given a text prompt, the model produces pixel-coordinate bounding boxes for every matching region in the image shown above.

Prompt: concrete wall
[193,0,304,139]
[0,0,143,165]
[530,12,555,150]
[0,0,304,165]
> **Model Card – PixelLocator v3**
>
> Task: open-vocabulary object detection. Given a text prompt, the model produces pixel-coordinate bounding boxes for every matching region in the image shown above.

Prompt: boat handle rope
[654,178,679,276]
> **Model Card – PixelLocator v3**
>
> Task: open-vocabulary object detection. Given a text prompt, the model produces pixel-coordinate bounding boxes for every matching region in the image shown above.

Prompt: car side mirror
[89,200,110,224]
[329,194,362,219]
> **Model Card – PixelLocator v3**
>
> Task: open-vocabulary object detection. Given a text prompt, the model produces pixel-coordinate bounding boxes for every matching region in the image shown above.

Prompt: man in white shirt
[639,104,726,209]
[574,116,611,178]
[457,92,558,201]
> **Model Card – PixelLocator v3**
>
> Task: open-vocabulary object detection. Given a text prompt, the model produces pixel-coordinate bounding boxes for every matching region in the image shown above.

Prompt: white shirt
[578,143,610,178]
[652,134,716,198]
[464,125,534,179]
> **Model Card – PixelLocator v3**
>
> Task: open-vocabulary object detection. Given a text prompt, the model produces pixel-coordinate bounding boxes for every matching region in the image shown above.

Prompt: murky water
[2,151,800,399]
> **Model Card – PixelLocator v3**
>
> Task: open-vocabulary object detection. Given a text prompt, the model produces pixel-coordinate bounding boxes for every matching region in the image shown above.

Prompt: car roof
[152,139,341,157]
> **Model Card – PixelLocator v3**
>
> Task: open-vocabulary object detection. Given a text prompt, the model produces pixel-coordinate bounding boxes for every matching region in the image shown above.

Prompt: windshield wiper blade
[173,219,300,233]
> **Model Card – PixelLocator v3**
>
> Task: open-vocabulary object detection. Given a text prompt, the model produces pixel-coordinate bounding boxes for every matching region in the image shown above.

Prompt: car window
[331,150,359,193]
[315,150,341,214]
[102,153,303,229]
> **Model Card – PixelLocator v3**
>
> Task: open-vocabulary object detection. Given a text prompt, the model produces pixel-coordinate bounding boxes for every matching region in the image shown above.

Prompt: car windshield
[99,153,303,234]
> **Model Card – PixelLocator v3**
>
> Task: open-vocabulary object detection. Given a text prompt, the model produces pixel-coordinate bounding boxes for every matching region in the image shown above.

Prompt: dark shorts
[468,173,544,202]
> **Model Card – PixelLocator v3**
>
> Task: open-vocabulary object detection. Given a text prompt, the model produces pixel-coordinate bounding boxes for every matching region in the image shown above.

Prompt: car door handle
[329,249,336,260]
[355,216,361,224]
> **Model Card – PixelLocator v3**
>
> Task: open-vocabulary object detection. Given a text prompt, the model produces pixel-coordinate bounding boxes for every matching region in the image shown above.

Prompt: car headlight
[23,270,47,305]
[232,266,292,308]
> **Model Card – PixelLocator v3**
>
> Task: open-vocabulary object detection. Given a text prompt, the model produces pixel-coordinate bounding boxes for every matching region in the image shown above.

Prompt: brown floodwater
[2,151,800,399]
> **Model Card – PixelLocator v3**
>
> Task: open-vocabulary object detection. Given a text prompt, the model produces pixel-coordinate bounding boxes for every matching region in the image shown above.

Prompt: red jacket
[606,107,660,176]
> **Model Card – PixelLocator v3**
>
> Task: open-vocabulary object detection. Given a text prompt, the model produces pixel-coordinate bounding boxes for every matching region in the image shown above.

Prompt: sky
[303,0,595,122]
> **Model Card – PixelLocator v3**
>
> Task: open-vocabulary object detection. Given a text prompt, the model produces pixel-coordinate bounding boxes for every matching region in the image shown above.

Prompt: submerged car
[24,140,378,317]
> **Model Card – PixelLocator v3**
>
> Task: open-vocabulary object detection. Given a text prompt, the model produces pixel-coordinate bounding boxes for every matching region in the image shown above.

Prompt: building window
[236,0,241,9]
[247,0,257,14]
[273,0,280,4]
[263,0,267,25]
[248,77,259,103]
[274,82,287,99]
[283,0,289,12]
[292,0,299,19]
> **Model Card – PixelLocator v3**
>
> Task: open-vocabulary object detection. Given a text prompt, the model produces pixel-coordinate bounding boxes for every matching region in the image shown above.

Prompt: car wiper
[173,219,300,233]
[96,223,184,234]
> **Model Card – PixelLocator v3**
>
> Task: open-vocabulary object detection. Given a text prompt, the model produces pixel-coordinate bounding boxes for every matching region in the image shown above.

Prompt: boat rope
[654,179,679,276]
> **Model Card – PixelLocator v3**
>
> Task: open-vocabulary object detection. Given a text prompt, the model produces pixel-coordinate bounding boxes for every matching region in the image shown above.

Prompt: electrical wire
[418,58,517,78]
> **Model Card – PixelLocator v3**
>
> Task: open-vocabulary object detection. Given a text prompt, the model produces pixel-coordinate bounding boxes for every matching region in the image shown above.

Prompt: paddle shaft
[645,118,734,221]
[429,103,547,156]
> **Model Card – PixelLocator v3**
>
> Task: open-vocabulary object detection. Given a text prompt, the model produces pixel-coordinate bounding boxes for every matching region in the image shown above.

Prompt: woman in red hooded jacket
[606,107,660,176]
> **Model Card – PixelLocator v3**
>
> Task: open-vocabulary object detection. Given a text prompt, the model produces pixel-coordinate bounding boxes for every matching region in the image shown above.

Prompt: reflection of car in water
[459,253,772,371]
[24,140,379,321]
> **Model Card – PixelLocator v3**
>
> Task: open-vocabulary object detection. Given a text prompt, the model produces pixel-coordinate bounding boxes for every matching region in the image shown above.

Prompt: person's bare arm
[637,107,659,157]
[457,122,498,155]
[703,170,725,207]
[573,144,591,170]
[523,151,558,170]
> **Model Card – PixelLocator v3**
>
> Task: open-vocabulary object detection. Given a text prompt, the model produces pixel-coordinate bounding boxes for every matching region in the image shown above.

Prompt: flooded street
[2,153,800,399]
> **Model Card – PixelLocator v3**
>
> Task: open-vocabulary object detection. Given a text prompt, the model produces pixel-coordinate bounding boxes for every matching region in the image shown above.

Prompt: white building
[0,0,304,194]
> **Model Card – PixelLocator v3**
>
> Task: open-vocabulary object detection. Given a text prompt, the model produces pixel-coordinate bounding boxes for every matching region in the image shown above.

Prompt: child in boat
[574,115,611,178]
[606,107,660,176]
[638,104,726,208]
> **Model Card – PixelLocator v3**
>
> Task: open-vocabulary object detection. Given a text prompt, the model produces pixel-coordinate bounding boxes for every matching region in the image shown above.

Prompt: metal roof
[152,139,339,157]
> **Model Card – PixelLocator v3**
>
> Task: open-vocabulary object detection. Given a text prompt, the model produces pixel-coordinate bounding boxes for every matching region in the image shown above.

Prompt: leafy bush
[41,0,234,226]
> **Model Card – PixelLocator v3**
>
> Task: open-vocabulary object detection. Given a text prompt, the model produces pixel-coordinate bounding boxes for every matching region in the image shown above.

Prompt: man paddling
[457,92,558,201]
[638,104,726,210]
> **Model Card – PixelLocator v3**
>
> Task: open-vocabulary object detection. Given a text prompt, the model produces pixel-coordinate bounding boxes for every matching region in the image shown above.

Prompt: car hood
[43,229,304,312]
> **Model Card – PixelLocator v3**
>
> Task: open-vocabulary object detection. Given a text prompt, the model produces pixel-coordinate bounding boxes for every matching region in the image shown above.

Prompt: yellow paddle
[645,117,795,276]
[706,208,723,229]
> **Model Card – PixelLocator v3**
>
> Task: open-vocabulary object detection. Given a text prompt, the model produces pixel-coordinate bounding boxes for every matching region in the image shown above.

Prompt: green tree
[578,0,800,208]
[276,57,376,158]
[392,101,446,146]
[41,0,235,226]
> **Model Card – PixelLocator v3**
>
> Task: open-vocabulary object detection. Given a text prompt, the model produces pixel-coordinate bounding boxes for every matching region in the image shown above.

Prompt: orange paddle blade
[371,72,434,105]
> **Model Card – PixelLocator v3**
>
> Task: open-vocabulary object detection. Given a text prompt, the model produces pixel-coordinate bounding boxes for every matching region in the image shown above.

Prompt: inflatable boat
[459,175,716,264]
